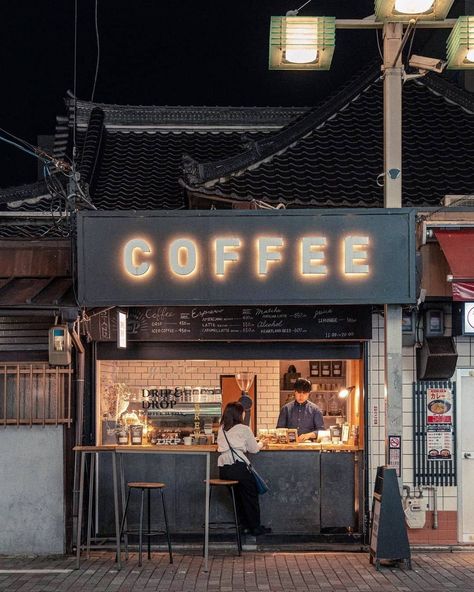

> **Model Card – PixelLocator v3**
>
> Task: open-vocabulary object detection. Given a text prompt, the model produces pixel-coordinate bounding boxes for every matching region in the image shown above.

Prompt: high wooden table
[73,444,216,571]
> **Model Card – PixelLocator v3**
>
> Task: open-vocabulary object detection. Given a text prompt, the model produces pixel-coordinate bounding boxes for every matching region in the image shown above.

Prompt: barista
[277,378,324,442]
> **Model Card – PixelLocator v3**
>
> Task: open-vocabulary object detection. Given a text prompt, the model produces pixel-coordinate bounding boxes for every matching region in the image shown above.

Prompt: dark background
[1,0,470,188]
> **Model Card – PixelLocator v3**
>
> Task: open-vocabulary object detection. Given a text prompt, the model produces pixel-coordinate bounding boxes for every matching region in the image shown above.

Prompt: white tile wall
[98,359,281,430]
[368,310,474,515]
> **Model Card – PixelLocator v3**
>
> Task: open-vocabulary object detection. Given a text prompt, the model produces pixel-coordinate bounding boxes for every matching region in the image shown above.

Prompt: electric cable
[91,0,100,103]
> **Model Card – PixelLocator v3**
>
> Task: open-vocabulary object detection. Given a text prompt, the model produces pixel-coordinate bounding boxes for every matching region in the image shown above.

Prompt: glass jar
[115,425,129,445]
[130,424,143,445]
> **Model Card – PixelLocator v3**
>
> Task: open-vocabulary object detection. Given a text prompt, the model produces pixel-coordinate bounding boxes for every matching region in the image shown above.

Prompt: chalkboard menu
[89,305,372,342]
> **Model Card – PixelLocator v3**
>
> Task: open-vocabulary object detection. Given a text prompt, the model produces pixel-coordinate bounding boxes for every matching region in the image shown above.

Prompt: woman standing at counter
[277,378,324,442]
[217,402,269,536]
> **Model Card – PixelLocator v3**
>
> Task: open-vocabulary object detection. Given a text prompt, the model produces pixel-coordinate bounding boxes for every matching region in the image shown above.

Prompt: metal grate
[0,364,73,426]
[413,380,456,486]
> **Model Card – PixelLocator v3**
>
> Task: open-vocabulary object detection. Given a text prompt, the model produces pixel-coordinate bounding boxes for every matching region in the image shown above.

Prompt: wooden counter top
[74,444,361,453]
[263,443,360,451]
[73,444,217,452]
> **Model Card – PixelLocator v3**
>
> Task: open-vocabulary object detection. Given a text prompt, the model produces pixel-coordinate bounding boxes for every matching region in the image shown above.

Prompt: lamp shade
[374,0,454,21]
[447,16,474,69]
[269,16,335,70]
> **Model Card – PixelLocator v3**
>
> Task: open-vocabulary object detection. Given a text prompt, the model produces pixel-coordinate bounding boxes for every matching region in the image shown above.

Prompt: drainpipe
[422,486,439,529]
[71,326,85,544]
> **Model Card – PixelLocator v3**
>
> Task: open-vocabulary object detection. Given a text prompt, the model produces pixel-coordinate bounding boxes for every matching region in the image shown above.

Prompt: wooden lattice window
[0,364,73,426]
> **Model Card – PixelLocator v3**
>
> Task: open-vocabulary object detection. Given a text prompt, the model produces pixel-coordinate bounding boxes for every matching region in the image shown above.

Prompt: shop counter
[92,444,363,540]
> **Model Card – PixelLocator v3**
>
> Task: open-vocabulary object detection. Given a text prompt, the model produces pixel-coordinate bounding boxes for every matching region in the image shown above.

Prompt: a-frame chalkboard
[369,466,411,570]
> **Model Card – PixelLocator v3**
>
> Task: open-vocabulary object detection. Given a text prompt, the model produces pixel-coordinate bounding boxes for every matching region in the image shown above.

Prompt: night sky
[0,0,467,188]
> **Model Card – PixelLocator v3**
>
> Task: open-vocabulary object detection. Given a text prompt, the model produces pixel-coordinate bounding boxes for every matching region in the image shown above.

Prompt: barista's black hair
[220,401,244,431]
[294,378,312,393]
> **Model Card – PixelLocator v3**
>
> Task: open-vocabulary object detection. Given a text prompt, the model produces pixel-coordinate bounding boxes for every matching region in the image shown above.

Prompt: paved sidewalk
[1,551,474,591]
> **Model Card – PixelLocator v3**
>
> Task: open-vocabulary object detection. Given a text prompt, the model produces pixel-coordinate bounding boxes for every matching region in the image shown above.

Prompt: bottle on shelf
[327,392,341,416]
[314,392,327,416]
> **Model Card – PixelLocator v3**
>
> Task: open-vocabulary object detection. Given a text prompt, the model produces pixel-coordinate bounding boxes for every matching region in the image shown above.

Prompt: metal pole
[383,22,404,482]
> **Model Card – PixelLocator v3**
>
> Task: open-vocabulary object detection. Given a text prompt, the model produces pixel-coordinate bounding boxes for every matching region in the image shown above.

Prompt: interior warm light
[338,386,355,399]
[394,0,434,13]
[466,48,474,62]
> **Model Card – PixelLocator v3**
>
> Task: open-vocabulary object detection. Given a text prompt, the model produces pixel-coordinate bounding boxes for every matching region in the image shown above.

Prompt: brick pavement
[1,551,474,592]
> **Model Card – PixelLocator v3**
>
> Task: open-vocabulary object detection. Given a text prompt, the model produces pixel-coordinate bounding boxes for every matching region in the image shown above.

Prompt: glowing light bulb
[466,48,474,63]
[394,0,434,14]
[286,48,318,63]
[285,20,318,64]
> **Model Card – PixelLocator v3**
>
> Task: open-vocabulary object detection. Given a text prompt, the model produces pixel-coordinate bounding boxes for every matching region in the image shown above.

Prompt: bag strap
[222,428,251,467]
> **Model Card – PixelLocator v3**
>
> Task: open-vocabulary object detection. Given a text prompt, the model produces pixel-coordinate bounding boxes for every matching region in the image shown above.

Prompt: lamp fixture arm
[286,0,312,17]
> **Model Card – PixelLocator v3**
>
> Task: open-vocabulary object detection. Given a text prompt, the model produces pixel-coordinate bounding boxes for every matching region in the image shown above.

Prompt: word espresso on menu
[123,236,370,279]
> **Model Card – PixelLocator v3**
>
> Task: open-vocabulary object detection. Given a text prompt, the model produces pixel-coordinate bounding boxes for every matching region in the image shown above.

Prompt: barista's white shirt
[217,424,262,467]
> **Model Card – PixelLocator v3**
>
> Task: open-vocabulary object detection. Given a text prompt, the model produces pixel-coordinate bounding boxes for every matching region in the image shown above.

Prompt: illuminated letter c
[123,239,152,276]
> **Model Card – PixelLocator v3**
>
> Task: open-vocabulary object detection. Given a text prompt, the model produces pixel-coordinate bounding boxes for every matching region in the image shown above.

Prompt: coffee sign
[77,209,415,306]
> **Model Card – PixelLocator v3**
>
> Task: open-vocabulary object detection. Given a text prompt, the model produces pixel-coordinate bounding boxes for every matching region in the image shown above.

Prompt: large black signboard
[90,305,372,342]
[77,209,416,306]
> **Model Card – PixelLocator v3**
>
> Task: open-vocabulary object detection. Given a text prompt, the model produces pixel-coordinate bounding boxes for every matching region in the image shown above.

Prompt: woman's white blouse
[217,424,262,467]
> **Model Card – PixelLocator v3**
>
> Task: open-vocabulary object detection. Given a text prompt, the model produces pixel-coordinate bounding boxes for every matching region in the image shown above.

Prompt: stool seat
[120,481,172,566]
[128,482,165,489]
[206,479,239,486]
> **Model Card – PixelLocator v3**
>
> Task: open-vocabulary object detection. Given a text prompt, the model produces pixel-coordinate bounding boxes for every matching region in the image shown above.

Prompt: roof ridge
[417,73,474,114]
[181,61,382,188]
[64,93,308,128]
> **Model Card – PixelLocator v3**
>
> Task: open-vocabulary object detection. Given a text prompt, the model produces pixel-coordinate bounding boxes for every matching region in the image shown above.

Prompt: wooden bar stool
[119,482,173,566]
[204,479,242,556]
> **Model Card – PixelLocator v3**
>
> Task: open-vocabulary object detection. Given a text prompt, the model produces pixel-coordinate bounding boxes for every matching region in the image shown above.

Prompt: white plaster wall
[0,426,65,554]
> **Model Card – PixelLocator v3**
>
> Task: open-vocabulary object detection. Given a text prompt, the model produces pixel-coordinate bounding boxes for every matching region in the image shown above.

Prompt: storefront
[76,208,415,543]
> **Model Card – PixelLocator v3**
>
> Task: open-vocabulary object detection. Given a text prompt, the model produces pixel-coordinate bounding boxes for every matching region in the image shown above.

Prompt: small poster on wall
[426,387,454,462]
[426,387,453,424]
[427,426,453,461]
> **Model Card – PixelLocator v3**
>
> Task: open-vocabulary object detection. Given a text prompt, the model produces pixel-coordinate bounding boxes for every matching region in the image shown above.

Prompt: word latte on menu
[123,235,370,279]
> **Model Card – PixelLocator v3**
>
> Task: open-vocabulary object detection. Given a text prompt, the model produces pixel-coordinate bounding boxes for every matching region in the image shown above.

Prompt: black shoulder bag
[222,429,269,495]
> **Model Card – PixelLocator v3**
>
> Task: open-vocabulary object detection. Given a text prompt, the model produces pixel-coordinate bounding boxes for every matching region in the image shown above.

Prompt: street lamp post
[269,1,471,478]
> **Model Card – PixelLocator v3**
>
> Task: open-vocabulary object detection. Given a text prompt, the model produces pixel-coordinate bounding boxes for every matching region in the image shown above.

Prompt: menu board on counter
[90,305,372,342]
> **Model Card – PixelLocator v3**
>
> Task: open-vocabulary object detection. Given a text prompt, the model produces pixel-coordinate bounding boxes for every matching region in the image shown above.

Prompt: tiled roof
[0,66,473,225]
[182,71,474,208]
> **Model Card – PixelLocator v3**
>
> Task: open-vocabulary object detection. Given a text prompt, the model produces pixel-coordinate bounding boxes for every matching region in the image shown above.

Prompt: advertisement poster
[427,426,453,461]
[426,387,453,425]
[426,387,454,462]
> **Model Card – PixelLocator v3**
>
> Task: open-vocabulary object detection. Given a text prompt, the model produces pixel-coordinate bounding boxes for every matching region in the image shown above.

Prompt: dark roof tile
[182,72,474,208]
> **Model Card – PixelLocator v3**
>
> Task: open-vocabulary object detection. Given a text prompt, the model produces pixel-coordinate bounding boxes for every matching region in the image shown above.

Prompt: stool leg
[202,485,213,557]
[147,489,151,560]
[117,488,131,563]
[229,486,242,556]
[138,489,144,567]
[161,489,173,564]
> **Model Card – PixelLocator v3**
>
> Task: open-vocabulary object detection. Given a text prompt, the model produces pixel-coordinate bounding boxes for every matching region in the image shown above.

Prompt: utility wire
[91,0,100,102]
[73,0,78,158]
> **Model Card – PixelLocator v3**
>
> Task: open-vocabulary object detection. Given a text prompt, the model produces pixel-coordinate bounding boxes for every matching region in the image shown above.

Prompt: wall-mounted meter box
[424,309,444,337]
[48,325,71,365]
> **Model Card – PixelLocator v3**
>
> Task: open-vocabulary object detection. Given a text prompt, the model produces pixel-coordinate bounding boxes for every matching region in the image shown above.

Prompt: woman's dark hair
[294,378,312,393]
[220,401,244,431]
